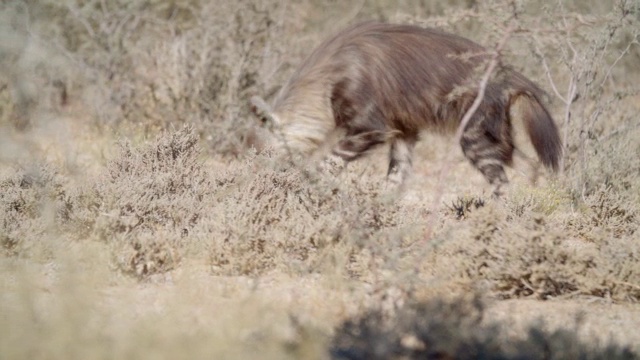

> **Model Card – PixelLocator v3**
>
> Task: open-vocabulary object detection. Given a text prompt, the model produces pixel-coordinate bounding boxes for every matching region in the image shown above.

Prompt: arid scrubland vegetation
[1,0,640,359]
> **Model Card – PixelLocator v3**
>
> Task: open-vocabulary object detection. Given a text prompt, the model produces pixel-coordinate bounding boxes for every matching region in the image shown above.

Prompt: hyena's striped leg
[460,125,511,198]
[322,130,388,174]
[387,137,416,188]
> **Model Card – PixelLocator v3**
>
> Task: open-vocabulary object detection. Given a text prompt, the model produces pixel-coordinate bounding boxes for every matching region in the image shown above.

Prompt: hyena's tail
[510,94,562,171]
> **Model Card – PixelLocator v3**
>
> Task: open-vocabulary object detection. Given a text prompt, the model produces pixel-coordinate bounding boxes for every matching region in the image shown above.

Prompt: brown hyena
[250,21,562,197]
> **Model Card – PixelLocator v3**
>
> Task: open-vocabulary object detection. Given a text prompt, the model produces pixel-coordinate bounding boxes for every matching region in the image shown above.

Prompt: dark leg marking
[331,130,388,161]
[320,129,388,175]
[460,116,512,197]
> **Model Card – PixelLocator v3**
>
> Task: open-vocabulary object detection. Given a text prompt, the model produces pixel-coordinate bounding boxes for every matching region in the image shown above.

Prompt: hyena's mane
[267,23,381,152]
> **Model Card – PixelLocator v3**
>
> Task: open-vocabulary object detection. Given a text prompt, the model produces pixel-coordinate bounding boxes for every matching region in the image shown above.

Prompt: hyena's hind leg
[460,119,513,198]
[387,137,417,190]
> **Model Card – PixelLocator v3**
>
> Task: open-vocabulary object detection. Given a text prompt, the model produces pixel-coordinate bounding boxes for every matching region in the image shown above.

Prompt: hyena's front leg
[322,130,388,174]
[460,122,511,198]
[387,137,416,190]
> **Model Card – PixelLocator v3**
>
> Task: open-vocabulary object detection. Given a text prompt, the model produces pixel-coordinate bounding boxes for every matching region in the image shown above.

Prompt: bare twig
[600,36,640,87]
[66,4,96,39]
[533,38,567,103]
[562,77,577,174]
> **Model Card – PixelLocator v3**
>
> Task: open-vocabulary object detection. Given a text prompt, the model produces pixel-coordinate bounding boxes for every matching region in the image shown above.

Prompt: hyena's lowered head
[249,21,562,197]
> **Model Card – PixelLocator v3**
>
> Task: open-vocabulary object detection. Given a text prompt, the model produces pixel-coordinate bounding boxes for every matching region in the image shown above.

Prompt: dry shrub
[0,127,411,280]
[427,200,640,301]
[67,126,211,278]
[0,0,295,156]
[568,184,637,241]
[330,295,636,360]
[0,2,73,130]
[53,126,408,279]
[0,0,274,156]
[0,163,66,257]
[505,183,571,217]
[103,0,286,154]
[580,128,640,201]
[92,126,208,233]
[204,153,408,276]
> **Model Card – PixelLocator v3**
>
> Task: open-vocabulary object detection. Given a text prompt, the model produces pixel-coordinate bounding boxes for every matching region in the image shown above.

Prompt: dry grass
[1,0,640,359]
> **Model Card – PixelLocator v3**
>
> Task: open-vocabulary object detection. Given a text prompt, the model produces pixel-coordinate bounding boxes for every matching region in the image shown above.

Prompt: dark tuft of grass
[331,296,637,360]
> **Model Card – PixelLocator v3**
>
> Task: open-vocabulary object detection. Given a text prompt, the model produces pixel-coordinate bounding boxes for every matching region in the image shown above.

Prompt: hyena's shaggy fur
[250,21,562,196]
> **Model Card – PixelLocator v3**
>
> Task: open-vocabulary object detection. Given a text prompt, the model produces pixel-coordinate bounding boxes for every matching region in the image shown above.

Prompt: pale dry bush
[566,183,638,242]
[0,0,190,129]
[203,152,411,276]
[0,0,295,155]
[578,127,640,203]
[425,197,640,301]
[0,2,73,130]
[0,163,67,257]
[0,126,410,281]
[37,126,209,279]
[108,0,289,154]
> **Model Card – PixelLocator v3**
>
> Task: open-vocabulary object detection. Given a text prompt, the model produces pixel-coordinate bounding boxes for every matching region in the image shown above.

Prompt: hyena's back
[257,21,562,196]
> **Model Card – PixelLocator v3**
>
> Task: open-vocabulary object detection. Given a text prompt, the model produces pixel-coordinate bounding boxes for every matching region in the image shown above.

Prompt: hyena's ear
[249,96,277,129]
